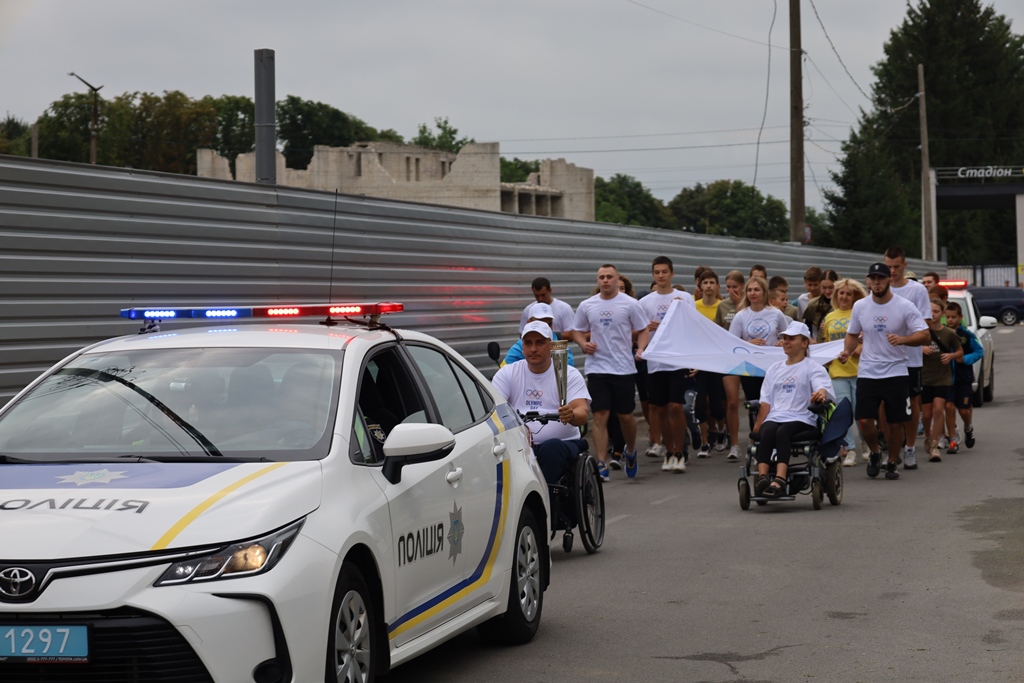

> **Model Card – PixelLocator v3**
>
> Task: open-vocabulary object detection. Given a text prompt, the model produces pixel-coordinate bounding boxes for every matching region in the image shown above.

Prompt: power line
[497,125,789,143]
[807,0,872,102]
[804,53,858,116]
[753,0,778,188]
[625,0,791,51]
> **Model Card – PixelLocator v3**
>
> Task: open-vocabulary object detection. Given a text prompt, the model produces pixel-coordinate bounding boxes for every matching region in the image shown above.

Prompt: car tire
[972,361,984,408]
[1000,308,1018,326]
[984,357,995,403]
[326,562,378,683]
[478,507,544,645]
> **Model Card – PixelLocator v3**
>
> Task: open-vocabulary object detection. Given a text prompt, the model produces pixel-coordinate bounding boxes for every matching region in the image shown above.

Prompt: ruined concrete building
[197,141,594,221]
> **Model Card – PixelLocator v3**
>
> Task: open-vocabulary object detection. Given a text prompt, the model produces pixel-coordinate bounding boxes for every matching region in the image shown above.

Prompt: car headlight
[155,519,304,586]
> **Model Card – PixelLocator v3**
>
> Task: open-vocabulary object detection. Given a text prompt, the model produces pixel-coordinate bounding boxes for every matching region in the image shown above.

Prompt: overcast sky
[2,0,1023,214]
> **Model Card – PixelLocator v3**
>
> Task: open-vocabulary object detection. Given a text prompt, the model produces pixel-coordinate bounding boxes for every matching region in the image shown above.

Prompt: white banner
[642,299,845,377]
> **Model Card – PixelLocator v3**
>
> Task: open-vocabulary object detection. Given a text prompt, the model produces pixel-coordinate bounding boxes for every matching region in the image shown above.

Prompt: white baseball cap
[780,321,811,339]
[521,321,553,340]
[529,302,554,320]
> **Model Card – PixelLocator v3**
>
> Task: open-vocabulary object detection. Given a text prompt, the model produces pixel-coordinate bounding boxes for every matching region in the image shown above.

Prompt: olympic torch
[550,340,569,407]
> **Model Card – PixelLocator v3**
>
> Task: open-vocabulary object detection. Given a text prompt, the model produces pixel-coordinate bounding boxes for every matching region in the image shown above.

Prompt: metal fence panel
[946,265,1019,287]
[0,154,944,403]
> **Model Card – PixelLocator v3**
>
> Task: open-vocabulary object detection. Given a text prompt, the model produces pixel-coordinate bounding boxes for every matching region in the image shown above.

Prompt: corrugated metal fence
[0,154,944,404]
[946,265,1020,287]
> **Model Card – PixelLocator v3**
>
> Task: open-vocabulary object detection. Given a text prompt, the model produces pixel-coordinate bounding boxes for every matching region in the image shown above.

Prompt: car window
[451,359,493,419]
[352,347,427,464]
[405,345,476,433]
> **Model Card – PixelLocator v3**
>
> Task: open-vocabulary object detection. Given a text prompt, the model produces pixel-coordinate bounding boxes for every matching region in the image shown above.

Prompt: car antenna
[321,189,341,327]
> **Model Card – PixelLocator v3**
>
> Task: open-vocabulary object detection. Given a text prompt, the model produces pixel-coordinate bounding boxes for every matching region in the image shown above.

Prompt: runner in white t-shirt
[491,321,591,485]
[839,262,929,480]
[517,276,576,335]
[752,321,835,498]
[884,246,932,468]
[570,264,649,481]
[728,275,788,402]
[640,255,695,473]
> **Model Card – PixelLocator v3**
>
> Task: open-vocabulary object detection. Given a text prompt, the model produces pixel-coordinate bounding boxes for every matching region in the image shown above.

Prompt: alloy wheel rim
[334,589,372,683]
[516,525,541,621]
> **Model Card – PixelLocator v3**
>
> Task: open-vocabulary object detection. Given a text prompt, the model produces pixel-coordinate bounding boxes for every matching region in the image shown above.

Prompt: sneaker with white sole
[608,456,623,470]
[843,452,857,467]
[727,445,740,461]
[885,461,900,479]
[662,455,675,472]
[714,430,729,452]
[903,447,918,470]
[644,443,659,458]
[597,460,610,482]
[697,443,712,458]
[625,449,638,478]
[938,435,949,450]
[946,438,959,454]
[672,452,687,472]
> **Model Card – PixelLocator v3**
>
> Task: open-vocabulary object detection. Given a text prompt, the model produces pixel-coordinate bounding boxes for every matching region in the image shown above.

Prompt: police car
[0,302,550,683]
[943,282,997,406]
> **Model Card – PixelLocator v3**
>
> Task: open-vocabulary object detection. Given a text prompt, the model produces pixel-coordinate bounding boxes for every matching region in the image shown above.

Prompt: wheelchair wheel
[738,478,751,510]
[575,454,605,554]
[811,479,823,510]
[826,460,843,505]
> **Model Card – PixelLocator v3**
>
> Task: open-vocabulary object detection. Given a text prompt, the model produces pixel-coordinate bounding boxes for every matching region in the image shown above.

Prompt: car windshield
[0,347,341,462]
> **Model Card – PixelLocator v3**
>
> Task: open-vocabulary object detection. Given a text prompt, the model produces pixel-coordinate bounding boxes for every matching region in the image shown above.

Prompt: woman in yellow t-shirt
[818,278,867,467]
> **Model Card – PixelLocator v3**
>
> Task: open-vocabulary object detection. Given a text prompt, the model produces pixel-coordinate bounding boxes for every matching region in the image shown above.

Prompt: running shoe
[843,452,857,467]
[965,427,975,449]
[662,455,675,472]
[862,451,871,463]
[644,443,659,458]
[688,424,702,452]
[946,438,959,454]
[938,435,949,450]
[903,447,918,470]
[929,447,942,462]
[625,449,638,478]
[727,445,741,461]
[885,461,900,480]
[697,443,712,458]
[671,452,687,472]
[715,429,730,452]
[867,451,882,478]
[608,456,623,470]
[597,460,610,482]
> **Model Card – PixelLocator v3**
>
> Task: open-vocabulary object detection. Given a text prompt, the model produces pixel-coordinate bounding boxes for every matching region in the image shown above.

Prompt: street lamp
[68,72,103,164]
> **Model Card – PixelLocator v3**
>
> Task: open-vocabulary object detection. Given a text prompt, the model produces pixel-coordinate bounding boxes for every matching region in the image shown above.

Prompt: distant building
[197,141,594,221]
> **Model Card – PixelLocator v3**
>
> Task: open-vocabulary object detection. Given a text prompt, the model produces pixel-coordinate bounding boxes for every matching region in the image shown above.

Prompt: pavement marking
[605,514,631,525]
[650,493,683,506]
[997,328,1016,334]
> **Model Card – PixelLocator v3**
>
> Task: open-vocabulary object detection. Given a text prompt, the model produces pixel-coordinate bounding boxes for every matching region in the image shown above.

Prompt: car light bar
[121,302,405,320]
[938,280,968,289]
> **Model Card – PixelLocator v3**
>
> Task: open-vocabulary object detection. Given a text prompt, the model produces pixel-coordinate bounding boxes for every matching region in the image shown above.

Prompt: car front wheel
[327,562,378,683]
[478,506,544,644]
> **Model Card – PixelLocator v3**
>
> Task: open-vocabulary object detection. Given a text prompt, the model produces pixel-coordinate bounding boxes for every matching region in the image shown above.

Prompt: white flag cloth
[642,299,845,377]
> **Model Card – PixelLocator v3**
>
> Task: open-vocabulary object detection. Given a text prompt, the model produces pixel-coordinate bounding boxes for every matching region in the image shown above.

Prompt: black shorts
[647,369,689,406]
[856,376,911,423]
[588,373,637,414]
[921,385,953,404]
[694,371,726,422]
[634,359,649,402]
[907,366,923,398]
[952,381,973,410]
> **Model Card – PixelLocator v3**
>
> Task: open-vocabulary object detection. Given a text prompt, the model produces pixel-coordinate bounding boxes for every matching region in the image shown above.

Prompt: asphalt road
[387,325,1024,683]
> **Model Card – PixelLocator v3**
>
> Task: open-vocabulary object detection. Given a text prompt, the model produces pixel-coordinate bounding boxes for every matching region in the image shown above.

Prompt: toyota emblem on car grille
[0,567,37,598]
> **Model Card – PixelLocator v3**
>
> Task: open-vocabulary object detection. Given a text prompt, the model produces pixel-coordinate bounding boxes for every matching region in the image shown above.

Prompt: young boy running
[920,298,962,463]
[944,302,982,450]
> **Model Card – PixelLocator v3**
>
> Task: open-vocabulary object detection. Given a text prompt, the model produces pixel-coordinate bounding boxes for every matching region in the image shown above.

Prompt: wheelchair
[522,412,605,554]
[737,400,847,511]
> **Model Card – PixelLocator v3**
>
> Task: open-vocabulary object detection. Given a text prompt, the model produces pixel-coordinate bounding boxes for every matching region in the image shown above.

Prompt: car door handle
[492,442,507,457]
[446,467,464,484]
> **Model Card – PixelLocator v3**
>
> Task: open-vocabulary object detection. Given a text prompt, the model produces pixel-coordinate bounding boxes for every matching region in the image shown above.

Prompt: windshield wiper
[54,368,224,458]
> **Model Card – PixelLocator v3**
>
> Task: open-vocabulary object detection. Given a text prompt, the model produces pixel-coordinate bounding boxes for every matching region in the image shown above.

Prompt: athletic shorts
[921,385,953,404]
[634,359,649,402]
[588,373,637,415]
[907,366,923,398]
[856,376,911,423]
[952,381,973,410]
[647,368,689,406]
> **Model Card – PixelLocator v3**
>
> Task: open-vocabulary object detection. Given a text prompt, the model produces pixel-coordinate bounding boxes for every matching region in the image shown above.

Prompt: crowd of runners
[496,246,983,485]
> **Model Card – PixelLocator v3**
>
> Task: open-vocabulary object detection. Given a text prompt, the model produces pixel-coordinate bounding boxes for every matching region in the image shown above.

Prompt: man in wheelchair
[490,321,591,486]
[750,321,836,499]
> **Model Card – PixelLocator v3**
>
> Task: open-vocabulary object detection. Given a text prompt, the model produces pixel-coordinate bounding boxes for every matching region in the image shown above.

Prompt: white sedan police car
[0,302,550,683]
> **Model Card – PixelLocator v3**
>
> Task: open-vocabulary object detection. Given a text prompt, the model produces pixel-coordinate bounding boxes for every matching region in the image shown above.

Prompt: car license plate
[0,625,88,663]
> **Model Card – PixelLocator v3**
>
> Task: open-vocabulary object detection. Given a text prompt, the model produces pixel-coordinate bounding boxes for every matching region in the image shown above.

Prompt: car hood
[0,461,322,560]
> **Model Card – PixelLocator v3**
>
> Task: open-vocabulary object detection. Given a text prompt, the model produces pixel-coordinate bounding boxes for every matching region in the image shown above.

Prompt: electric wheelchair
[737,397,852,511]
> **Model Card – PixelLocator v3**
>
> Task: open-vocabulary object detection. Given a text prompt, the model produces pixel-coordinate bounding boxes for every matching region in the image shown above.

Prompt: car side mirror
[381,423,456,485]
[487,341,501,365]
[979,315,998,329]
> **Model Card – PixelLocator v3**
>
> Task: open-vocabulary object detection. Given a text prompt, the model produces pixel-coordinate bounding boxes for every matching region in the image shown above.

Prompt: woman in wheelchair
[751,321,836,498]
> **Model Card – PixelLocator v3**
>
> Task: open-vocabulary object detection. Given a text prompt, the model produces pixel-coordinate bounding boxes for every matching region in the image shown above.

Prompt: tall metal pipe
[254,49,276,185]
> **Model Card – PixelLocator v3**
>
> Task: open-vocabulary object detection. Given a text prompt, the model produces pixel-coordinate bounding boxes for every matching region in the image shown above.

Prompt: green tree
[667,179,787,239]
[825,0,1024,262]
[410,117,474,153]
[276,95,385,169]
[0,115,30,155]
[35,93,97,164]
[500,157,539,183]
[595,174,675,229]
[207,95,255,176]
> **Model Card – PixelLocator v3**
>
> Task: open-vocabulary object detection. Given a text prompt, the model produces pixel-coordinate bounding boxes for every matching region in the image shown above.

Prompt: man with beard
[837,263,928,480]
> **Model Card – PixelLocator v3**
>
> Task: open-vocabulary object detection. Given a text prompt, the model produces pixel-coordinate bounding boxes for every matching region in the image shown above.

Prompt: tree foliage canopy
[595,174,674,229]
[500,157,540,183]
[410,117,473,153]
[823,0,1024,263]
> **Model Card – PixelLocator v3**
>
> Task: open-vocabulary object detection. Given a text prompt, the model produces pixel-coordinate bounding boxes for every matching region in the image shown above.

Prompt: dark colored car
[967,286,1024,325]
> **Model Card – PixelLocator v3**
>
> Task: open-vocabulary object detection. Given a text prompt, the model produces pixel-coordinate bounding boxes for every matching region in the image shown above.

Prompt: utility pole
[254,49,277,185]
[918,63,935,261]
[789,0,805,243]
[68,72,103,164]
